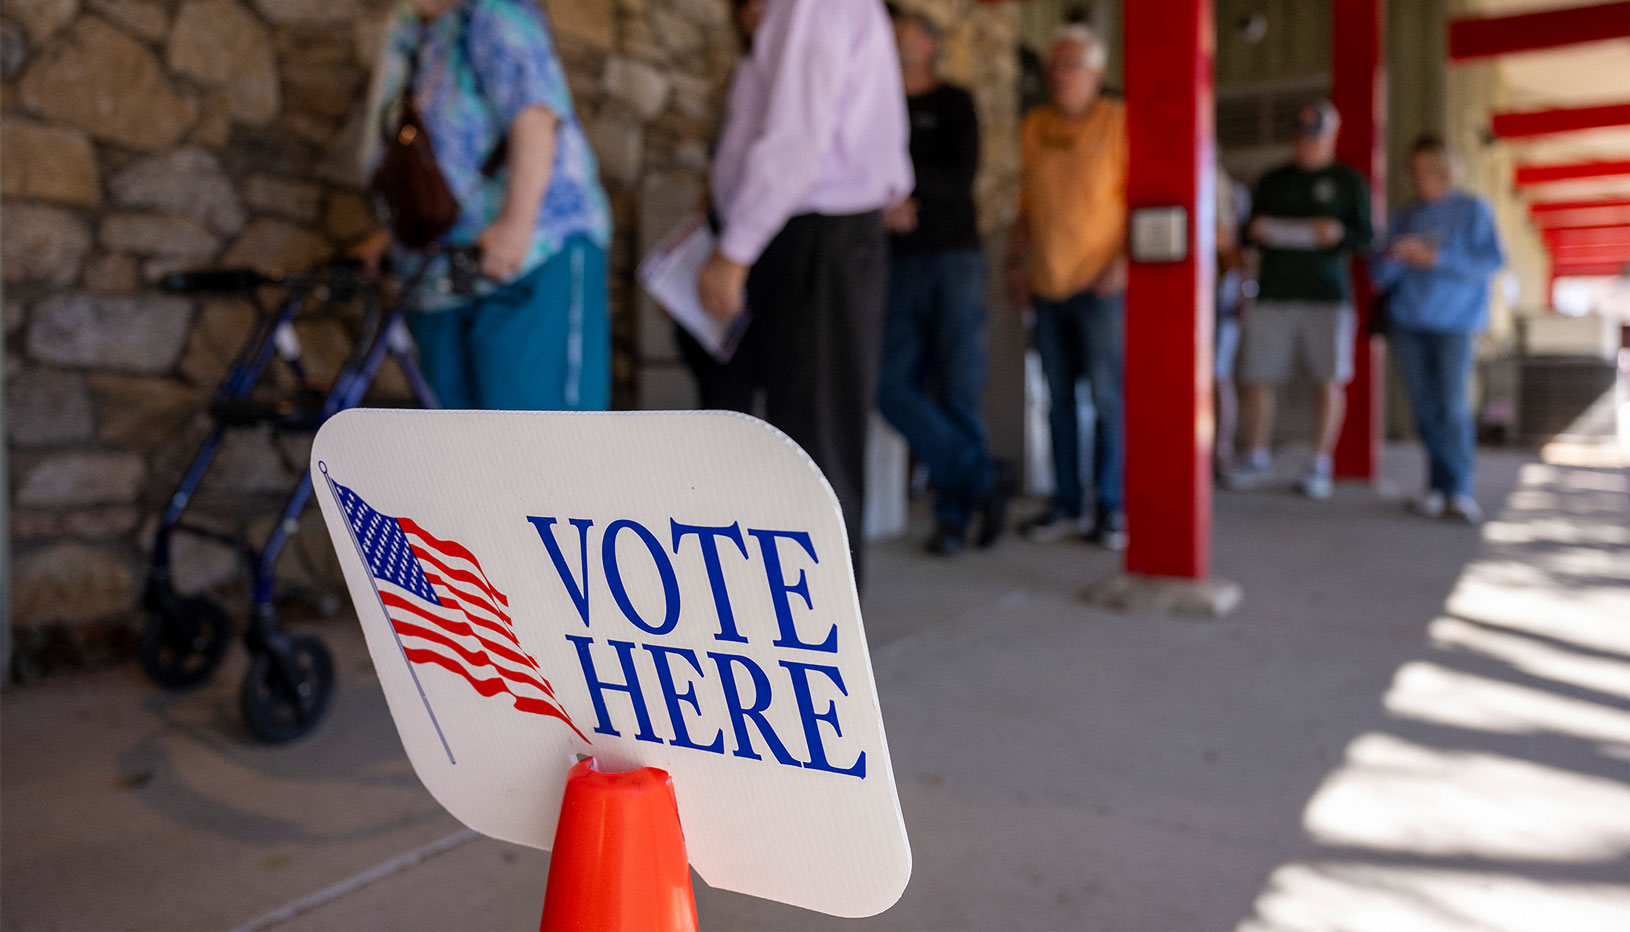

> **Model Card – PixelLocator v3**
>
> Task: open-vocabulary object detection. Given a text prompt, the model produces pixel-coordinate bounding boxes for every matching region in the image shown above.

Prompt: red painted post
[1331,0,1386,482]
[1123,0,1214,579]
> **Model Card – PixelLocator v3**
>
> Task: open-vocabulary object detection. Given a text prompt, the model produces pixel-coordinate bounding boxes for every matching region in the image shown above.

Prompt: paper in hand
[1254,217,1339,251]
[637,214,750,363]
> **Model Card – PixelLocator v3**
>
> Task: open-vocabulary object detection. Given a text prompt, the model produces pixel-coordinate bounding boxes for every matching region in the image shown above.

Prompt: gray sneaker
[1021,509,1086,544]
[1222,462,1273,490]
[1448,494,1483,524]
[1093,509,1128,551]
[1408,491,1447,518]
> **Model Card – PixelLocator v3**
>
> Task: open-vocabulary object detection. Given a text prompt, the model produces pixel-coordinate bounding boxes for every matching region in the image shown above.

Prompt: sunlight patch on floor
[1541,441,1629,470]
[1444,464,1630,661]
[1239,862,1630,932]
[1238,456,1630,931]
[1483,515,1630,546]
[1428,616,1630,703]
[1444,584,1630,660]
[1301,732,1630,862]
[1386,659,1630,748]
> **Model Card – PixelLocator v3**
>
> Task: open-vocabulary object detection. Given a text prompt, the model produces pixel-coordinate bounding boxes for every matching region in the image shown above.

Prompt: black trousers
[746,210,886,589]
[674,321,755,413]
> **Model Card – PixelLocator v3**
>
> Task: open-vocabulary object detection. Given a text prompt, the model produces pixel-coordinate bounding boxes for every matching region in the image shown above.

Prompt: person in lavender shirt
[696,0,913,586]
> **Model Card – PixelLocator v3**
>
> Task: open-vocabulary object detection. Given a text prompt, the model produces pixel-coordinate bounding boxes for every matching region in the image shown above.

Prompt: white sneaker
[1408,491,1447,518]
[1093,510,1129,552]
[1448,494,1483,524]
[1299,471,1333,500]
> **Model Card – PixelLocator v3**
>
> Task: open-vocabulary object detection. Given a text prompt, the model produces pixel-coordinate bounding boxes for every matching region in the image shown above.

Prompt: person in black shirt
[879,6,1010,556]
[1227,100,1373,500]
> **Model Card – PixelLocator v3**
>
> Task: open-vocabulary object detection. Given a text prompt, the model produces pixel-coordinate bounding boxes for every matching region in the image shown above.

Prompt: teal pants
[408,236,610,411]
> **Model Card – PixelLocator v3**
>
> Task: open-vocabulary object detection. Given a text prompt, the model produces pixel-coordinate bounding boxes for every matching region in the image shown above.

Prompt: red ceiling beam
[1535,206,1630,227]
[1492,102,1630,138]
[1542,224,1630,246]
[1530,198,1630,227]
[1515,159,1630,186]
[1531,197,1630,213]
[1553,262,1630,276]
[1450,1,1630,61]
[1551,238,1630,251]
[1547,245,1630,266]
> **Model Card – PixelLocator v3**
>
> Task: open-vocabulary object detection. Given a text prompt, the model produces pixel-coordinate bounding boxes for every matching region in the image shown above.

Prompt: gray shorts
[1239,300,1356,385]
[1215,316,1241,381]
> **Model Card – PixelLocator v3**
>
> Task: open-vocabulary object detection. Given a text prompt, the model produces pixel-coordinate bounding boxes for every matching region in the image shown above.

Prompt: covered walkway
[4,444,1627,931]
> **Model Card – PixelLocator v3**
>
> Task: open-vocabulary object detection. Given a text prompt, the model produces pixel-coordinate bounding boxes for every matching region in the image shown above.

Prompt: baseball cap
[1298,100,1341,138]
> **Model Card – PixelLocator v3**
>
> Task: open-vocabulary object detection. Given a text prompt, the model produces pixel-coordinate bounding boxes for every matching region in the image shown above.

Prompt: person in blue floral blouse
[359,0,612,410]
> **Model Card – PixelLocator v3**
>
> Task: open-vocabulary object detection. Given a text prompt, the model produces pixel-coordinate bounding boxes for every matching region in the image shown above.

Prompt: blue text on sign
[528,517,865,779]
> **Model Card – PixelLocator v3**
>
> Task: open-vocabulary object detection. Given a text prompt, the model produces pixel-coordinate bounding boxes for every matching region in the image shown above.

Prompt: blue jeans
[1391,325,1476,497]
[878,250,995,530]
[408,235,609,411]
[1034,290,1125,517]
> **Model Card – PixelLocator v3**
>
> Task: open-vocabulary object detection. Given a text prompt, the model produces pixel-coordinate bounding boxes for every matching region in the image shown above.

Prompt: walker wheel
[139,594,231,690]
[239,635,334,743]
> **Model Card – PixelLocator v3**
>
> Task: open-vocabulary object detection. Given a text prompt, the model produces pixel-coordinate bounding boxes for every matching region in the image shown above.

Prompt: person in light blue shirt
[360,0,612,411]
[1373,134,1505,523]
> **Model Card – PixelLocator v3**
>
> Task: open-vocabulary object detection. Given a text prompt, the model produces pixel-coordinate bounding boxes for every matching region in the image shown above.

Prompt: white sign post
[311,409,911,919]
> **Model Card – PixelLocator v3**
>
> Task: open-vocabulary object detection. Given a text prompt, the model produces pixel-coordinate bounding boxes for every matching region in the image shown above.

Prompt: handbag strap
[454,4,508,178]
[379,22,431,147]
[384,10,507,176]
[407,21,429,92]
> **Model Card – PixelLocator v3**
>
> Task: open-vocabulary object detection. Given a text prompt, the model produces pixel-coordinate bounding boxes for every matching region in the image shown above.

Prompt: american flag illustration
[327,474,587,744]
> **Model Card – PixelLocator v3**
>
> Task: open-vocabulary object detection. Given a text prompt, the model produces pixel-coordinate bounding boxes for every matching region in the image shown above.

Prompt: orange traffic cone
[539,758,699,932]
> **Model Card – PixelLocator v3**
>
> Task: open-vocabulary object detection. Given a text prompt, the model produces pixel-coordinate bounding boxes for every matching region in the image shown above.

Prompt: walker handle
[160,268,268,294]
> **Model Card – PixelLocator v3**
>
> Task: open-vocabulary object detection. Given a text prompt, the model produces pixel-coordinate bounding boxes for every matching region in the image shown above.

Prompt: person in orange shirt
[1007,24,1129,550]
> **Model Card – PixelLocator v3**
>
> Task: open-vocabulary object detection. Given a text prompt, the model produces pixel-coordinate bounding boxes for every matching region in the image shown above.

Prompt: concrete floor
[4,445,1629,932]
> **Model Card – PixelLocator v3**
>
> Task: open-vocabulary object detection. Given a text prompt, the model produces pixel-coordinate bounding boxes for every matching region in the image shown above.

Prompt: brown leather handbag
[370,33,459,251]
[369,26,510,252]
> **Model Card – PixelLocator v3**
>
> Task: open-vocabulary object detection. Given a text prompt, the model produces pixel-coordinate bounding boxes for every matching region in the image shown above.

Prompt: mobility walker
[141,258,439,742]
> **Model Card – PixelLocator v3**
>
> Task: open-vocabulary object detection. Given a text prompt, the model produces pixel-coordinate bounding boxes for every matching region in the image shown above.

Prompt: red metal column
[1331,0,1386,482]
[1123,0,1214,579]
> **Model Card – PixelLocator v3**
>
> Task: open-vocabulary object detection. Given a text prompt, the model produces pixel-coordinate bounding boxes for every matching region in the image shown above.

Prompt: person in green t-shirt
[1227,100,1373,500]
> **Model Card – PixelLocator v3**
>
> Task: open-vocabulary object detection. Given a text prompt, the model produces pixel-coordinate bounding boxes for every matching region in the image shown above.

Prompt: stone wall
[1,0,1019,676]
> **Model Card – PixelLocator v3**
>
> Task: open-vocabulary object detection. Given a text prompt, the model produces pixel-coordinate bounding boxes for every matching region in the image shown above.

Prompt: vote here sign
[311,410,910,918]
